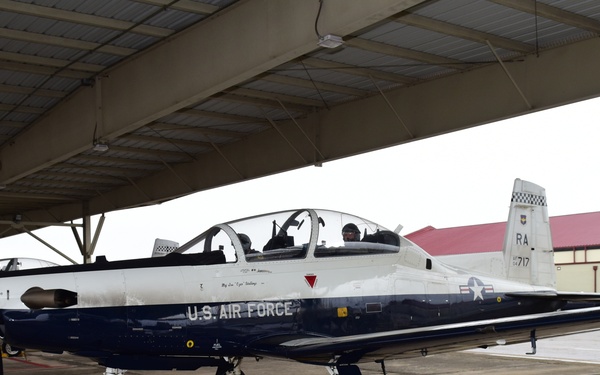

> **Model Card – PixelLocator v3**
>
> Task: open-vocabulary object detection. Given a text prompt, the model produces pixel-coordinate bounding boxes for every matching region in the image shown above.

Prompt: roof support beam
[8,35,600,223]
[147,122,246,140]
[134,0,219,15]
[21,226,78,264]
[0,83,66,98]
[394,12,533,54]
[0,61,90,79]
[61,36,600,218]
[370,76,413,139]
[345,37,465,68]
[0,28,136,56]
[0,0,173,37]
[260,74,369,98]
[486,40,532,110]
[0,0,426,189]
[301,57,415,84]
[490,0,600,34]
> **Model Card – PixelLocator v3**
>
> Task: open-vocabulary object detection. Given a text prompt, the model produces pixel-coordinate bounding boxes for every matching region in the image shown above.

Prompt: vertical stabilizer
[503,179,555,288]
[152,238,179,258]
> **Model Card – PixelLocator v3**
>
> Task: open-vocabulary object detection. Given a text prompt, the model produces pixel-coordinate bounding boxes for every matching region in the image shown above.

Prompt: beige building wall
[555,249,600,292]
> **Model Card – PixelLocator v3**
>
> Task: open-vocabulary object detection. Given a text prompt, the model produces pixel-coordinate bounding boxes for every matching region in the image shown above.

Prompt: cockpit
[0,257,59,272]
[175,209,401,263]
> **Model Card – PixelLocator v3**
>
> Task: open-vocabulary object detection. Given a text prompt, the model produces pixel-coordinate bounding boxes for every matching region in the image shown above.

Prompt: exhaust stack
[20,287,78,309]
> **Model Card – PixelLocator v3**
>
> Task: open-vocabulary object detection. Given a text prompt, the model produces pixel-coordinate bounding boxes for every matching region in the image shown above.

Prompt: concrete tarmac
[3,350,600,375]
[3,332,600,374]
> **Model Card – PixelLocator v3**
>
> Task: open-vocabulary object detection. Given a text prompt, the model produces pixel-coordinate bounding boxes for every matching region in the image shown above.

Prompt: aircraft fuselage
[0,205,583,372]
[0,248,560,366]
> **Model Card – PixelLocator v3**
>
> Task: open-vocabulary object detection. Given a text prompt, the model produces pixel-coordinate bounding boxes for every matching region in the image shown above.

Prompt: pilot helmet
[238,233,252,251]
[342,223,360,242]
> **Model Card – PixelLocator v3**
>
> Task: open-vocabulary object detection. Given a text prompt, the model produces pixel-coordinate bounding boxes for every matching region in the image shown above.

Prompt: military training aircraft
[1,178,600,375]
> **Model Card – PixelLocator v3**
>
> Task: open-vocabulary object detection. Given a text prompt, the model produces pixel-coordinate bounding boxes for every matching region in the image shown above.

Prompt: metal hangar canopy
[0,0,599,237]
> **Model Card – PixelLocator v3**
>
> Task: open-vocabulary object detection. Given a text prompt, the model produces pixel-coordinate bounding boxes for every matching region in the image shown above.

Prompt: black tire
[2,342,22,357]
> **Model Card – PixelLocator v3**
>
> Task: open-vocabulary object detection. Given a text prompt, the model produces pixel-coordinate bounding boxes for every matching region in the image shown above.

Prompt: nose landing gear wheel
[2,342,22,357]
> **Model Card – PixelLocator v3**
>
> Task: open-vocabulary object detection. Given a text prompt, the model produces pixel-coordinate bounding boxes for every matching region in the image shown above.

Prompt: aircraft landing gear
[215,356,245,375]
[326,364,362,375]
[1,342,23,357]
[104,367,127,375]
[526,329,537,355]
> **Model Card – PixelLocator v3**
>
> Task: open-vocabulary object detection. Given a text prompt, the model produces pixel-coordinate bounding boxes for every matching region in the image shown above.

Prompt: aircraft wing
[247,306,600,365]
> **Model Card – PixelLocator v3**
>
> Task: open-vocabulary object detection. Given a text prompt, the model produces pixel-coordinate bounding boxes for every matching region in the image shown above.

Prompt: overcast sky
[2,97,600,264]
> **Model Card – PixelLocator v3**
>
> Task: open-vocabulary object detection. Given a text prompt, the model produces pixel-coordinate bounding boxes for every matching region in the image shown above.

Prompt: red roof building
[405,211,600,257]
[405,211,600,292]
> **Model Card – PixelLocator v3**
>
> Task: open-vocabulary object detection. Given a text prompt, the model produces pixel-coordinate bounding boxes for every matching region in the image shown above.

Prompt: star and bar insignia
[460,277,494,301]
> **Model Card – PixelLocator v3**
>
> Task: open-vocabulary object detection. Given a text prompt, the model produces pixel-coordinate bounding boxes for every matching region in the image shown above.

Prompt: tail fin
[152,238,179,258]
[503,179,556,288]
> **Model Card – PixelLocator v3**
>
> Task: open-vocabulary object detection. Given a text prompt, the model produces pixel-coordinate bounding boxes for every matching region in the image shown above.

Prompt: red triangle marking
[305,275,317,288]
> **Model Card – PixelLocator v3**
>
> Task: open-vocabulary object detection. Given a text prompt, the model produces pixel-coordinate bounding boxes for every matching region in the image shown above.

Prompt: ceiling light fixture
[317,34,343,49]
[314,0,343,49]
[92,142,109,152]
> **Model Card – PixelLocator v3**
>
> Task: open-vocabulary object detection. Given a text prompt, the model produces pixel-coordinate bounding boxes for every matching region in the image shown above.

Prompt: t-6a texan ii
[1,179,600,375]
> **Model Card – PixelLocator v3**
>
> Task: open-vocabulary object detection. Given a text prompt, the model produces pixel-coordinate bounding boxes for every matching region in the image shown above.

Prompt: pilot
[342,223,361,242]
[238,233,257,254]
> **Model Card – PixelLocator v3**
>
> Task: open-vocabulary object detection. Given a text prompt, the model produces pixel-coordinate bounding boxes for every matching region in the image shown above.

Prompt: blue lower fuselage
[2,293,562,360]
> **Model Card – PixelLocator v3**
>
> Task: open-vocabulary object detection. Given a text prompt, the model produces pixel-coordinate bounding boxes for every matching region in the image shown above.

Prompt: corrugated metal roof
[1,0,600,235]
[406,211,600,256]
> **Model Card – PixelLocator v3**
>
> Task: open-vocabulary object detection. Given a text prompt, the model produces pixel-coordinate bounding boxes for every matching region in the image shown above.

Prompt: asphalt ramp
[3,336,600,375]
